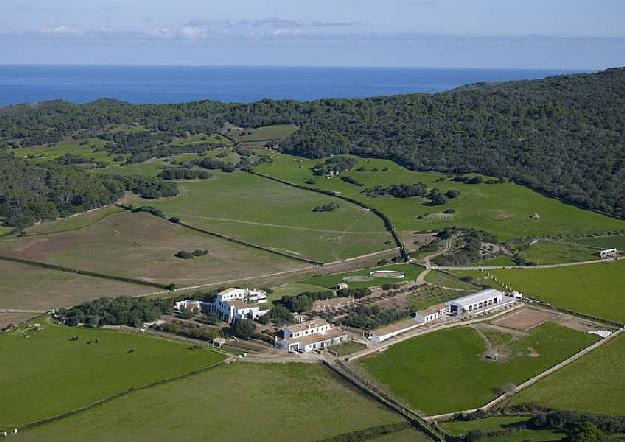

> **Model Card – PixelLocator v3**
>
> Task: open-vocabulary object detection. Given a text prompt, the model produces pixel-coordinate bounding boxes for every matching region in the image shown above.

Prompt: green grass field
[439,416,564,441]
[238,124,298,142]
[16,362,405,442]
[0,260,154,311]
[406,286,469,311]
[10,139,118,164]
[256,154,625,240]
[132,171,391,262]
[329,341,368,357]
[22,206,124,236]
[298,263,423,289]
[424,270,479,290]
[358,323,597,415]
[0,211,303,288]
[573,234,625,250]
[510,333,625,415]
[489,260,625,323]
[0,318,225,430]
[522,240,598,265]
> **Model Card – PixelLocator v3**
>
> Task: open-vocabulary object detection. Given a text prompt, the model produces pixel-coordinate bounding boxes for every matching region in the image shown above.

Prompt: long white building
[447,289,505,316]
[206,288,270,323]
[275,319,348,352]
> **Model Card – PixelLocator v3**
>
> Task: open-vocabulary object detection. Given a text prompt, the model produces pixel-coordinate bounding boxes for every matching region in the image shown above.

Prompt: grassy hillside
[0,318,224,430]
[358,323,596,415]
[256,154,624,240]
[16,363,406,442]
[133,171,392,262]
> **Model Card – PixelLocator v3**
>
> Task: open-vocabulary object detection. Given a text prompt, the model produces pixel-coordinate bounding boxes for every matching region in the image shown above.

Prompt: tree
[232,319,256,339]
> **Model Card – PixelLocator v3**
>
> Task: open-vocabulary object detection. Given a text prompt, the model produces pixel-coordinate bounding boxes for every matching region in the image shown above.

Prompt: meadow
[488,260,625,323]
[521,240,598,265]
[256,154,625,240]
[133,171,392,262]
[357,322,597,415]
[16,362,407,442]
[0,211,303,288]
[0,318,225,431]
[10,138,118,164]
[23,206,124,236]
[439,416,564,441]
[0,260,153,311]
[510,333,625,416]
[298,263,423,290]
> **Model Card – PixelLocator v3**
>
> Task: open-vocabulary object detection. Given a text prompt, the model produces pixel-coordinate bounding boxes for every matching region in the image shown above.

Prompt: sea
[0,65,583,105]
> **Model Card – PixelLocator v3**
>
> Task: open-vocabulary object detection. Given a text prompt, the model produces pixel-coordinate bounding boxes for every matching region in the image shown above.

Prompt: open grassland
[371,428,432,441]
[406,286,468,311]
[225,123,298,149]
[0,211,303,287]
[16,362,405,442]
[171,132,231,146]
[0,318,225,431]
[424,270,479,290]
[488,260,625,323]
[522,240,598,265]
[256,154,625,240]
[357,322,597,415]
[329,341,368,357]
[23,206,124,236]
[465,255,517,267]
[0,260,153,311]
[91,159,169,177]
[299,263,423,290]
[510,333,625,415]
[439,416,564,441]
[10,138,118,164]
[573,233,625,250]
[133,171,391,262]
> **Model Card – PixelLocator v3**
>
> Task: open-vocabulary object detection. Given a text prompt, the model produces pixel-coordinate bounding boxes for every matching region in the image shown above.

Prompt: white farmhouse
[366,318,421,343]
[206,288,269,323]
[447,289,505,316]
[275,319,348,352]
[598,248,618,259]
[174,299,203,312]
[415,303,448,324]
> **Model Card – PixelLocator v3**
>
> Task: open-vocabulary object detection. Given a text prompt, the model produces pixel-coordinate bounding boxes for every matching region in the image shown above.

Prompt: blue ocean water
[0,65,582,105]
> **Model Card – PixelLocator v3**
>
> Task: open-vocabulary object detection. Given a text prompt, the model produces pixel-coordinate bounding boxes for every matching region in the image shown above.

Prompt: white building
[415,303,448,324]
[336,282,349,290]
[174,300,203,312]
[598,248,618,259]
[367,318,421,343]
[206,288,269,323]
[447,289,505,316]
[275,319,348,352]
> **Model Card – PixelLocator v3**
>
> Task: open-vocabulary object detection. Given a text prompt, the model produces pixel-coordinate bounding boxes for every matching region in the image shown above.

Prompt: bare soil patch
[493,307,557,331]
[556,315,608,332]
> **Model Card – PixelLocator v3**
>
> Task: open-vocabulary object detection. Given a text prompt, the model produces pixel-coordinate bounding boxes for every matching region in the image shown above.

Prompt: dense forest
[1,68,624,218]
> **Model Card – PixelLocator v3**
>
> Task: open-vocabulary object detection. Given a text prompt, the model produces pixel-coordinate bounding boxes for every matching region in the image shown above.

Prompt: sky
[1,0,625,68]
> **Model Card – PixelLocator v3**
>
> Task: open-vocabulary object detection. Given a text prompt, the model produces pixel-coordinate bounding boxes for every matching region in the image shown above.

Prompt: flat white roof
[448,289,504,307]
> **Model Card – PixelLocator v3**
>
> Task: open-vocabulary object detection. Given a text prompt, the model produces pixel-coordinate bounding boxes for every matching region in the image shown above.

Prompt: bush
[232,319,256,339]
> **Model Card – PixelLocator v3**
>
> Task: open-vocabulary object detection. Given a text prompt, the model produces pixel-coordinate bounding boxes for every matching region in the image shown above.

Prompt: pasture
[133,171,391,262]
[16,362,406,442]
[23,206,124,236]
[0,260,153,311]
[489,260,625,323]
[0,318,225,431]
[510,333,625,416]
[439,416,564,441]
[357,322,597,415]
[0,211,303,288]
[10,138,118,164]
[298,263,423,290]
[522,240,598,265]
[256,154,625,240]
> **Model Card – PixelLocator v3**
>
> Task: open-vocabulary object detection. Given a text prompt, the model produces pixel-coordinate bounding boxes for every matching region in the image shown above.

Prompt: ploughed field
[0,318,225,431]
[14,362,408,442]
[357,321,597,415]
[131,171,392,263]
[256,154,625,241]
[0,210,303,288]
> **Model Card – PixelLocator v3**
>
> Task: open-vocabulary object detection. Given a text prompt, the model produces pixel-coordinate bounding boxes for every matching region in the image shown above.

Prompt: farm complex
[2,120,625,442]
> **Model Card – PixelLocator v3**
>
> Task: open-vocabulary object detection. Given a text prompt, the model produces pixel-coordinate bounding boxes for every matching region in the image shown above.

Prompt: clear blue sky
[2,0,625,68]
